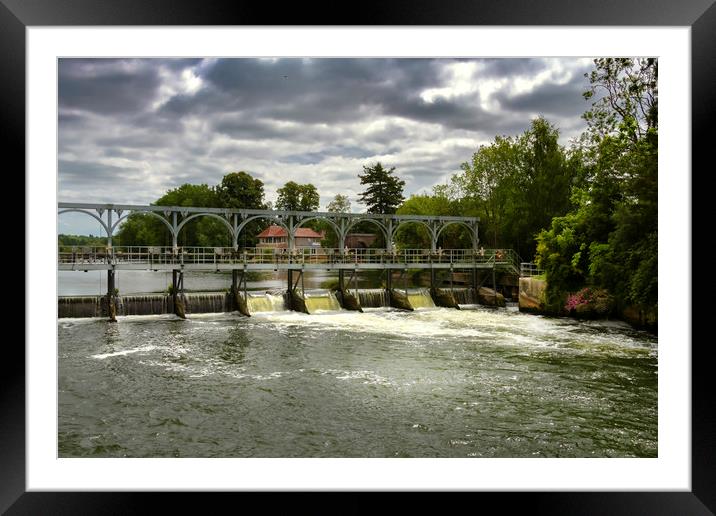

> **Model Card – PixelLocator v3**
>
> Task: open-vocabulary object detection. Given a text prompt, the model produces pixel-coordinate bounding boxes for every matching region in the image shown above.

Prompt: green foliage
[393,193,474,249]
[216,172,266,209]
[116,172,268,248]
[275,181,320,212]
[536,58,658,316]
[446,117,577,260]
[58,234,107,247]
[327,194,351,213]
[358,162,405,214]
[317,194,352,248]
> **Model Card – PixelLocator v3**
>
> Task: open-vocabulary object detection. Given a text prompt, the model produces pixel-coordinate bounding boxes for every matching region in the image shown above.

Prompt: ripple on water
[59,306,657,458]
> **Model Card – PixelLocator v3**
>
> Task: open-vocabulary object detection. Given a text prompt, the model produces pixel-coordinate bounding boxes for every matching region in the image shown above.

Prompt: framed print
[4,0,712,513]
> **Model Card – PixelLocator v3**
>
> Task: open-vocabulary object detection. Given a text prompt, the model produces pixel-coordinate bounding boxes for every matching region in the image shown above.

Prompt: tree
[156,183,227,246]
[216,171,266,210]
[115,172,268,248]
[583,58,657,143]
[451,117,576,259]
[357,162,405,214]
[275,181,320,212]
[327,194,351,213]
[536,58,658,318]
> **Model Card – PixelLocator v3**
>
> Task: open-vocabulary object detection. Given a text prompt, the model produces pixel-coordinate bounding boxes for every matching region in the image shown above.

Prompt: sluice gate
[58,202,519,320]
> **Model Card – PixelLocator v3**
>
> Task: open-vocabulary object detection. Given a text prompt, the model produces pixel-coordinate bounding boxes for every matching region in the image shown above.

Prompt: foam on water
[92,345,157,360]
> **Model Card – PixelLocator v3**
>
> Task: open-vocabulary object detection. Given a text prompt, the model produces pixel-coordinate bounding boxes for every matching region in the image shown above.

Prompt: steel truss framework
[58,203,480,251]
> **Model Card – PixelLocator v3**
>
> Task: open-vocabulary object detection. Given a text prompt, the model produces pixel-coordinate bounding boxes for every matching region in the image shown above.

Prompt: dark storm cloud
[59,59,163,115]
[480,58,551,78]
[59,159,139,188]
[283,145,375,165]
[493,65,592,119]
[58,57,594,228]
[168,58,453,127]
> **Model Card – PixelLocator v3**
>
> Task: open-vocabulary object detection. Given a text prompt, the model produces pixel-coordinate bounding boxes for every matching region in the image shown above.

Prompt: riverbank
[518,277,657,334]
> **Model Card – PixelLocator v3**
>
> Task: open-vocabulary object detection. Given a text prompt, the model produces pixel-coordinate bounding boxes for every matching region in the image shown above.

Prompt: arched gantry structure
[58,202,480,251]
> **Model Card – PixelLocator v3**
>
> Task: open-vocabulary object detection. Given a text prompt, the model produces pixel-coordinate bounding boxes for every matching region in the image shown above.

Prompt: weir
[406,288,436,309]
[357,289,389,308]
[304,289,342,313]
[58,286,503,318]
[246,291,288,313]
[58,202,527,320]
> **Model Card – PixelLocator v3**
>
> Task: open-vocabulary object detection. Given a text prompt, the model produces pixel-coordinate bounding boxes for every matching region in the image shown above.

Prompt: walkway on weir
[58,245,520,273]
[58,202,521,273]
[59,202,524,320]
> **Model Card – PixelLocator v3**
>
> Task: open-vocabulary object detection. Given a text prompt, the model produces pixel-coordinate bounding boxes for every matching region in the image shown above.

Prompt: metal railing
[58,246,521,268]
[520,262,544,277]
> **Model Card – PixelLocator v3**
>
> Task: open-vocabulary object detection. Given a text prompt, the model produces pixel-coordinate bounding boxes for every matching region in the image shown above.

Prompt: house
[257,225,324,249]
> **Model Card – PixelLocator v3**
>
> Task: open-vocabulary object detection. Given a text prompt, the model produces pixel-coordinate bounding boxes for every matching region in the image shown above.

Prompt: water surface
[58,305,657,458]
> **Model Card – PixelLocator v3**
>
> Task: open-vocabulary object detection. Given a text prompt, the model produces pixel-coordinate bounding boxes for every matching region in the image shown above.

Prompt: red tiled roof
[257,225,323,239]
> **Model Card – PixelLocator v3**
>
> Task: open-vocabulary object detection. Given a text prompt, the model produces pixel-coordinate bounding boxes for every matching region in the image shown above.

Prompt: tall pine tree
[357,162,405,214]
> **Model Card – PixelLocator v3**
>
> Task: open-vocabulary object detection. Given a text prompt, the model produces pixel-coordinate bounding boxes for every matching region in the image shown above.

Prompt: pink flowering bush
[564,287,613,317]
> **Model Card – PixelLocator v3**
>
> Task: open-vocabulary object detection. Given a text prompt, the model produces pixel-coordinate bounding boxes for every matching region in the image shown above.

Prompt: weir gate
[58,203,521,320]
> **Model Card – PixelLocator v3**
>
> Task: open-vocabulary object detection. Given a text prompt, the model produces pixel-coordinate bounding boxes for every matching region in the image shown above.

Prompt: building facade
[257,225,324,249]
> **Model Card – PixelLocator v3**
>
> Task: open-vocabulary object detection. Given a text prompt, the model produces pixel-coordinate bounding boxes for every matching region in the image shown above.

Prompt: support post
[107,209,113,250]
[243,267,248,299]
[492,262,497,305]
[471,267,477,303]
[172,269,186,319]
[232,269,238,310]
[338,269,345,291]
[231,268,250,317]
[172,212,178,250]
[106,269,117,322]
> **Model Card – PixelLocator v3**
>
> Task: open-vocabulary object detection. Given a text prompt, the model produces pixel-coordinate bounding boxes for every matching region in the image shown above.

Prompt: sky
[58,57,596,236]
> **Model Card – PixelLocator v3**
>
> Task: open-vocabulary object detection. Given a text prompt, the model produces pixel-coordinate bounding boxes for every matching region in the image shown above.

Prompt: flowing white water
[246,292,287,313]
[303,289,342,313]
[59,304,657,458]
[406,287,436,309]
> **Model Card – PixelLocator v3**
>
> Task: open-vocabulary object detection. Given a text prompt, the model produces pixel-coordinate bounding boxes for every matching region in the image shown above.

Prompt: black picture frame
[4,0,710,513]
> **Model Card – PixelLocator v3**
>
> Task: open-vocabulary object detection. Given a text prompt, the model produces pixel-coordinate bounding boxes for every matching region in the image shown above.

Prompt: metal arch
[343,217,389,249]
[58,208,110,239]
[391,218,438,251]
[235,214,291,248]
[176,212,235,241]
[435,220,479,249]
[110,210,176,240]
[292,215,341,242]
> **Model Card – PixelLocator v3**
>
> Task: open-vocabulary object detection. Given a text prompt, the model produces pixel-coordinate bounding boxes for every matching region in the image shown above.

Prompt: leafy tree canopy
[217,171,266,209]
[327,194,351,213]
[275,181,320,212]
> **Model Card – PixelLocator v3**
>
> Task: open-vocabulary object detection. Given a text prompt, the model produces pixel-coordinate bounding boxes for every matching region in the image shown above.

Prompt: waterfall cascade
[303,289,342,313]
[183,293,230,314]
[406,288,436,309]
[450,288,476,305]
[58,296,103,318]
[246,291,288,313]
[357,289,389,308]
[117,294,170,316]
[58,286,474,318]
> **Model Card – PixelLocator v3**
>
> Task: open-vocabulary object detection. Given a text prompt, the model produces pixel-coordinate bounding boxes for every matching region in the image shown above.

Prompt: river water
[58,303,657,458]
[58,270,351,295]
